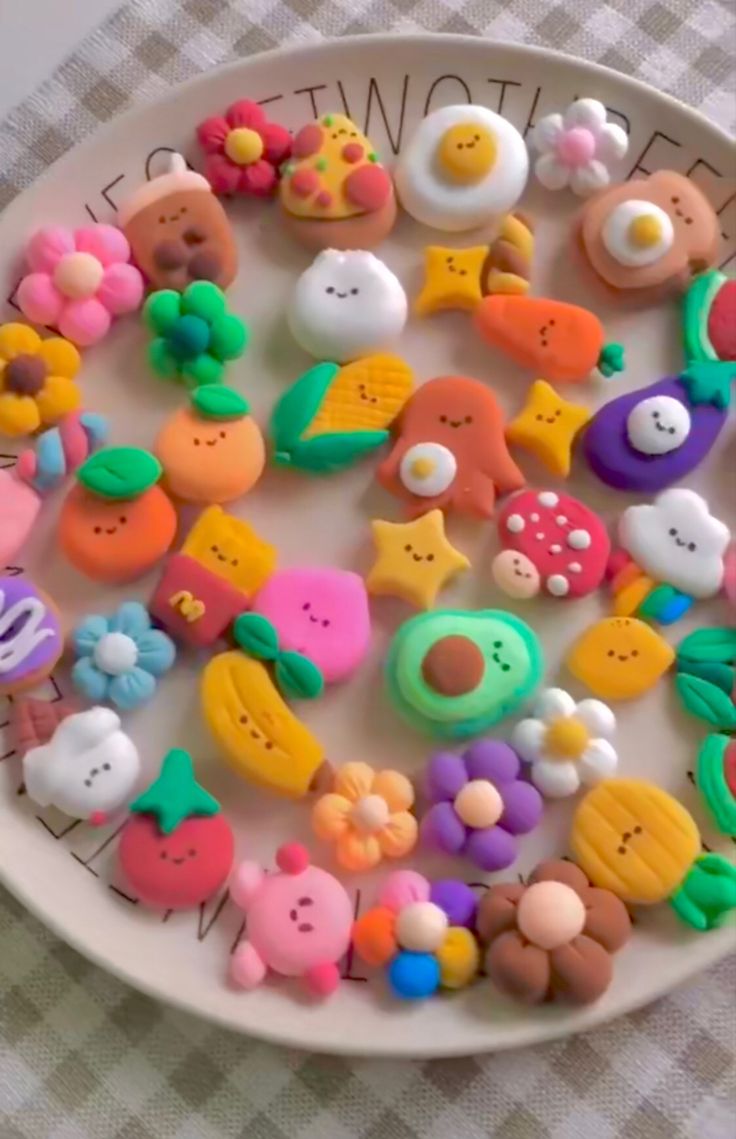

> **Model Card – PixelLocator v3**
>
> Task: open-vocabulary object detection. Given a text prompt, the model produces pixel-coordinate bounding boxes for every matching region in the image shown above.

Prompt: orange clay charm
[59,447,177,584]
[154,385,265,504]
[474,294,625,384]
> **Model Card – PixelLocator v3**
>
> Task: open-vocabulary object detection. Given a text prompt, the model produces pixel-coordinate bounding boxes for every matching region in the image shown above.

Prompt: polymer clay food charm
[16,224,144,346]
[279,113,395,251]
[386,608,543,739]
[312,762,417,871]
[230,842,353,997]
[0,322,81,438]
[492,489,609,601]
[202,651,326,798]
[475,295,624,383]
[249,567,371,685]
[414,213,534,316]
[352,870,480,999]
[684,269,736,367]
[421,740,543,871]
[578,170,720,297]
[118,748,234,910]
[674,627,736,731]
[571,778,736,930]
[288,250,407,362]
[231,613,323,701]
[530,98,629,197]
[71,601,176,711]
[196,99,291,197]
[23,707,140,825]
[511,688,618,799]
[608,488,730,624]
[154,385,264,503]
[367,509,470,609]
[119,152,238,290]
[0,576,63,696]
[567,616,675,700]
[394,105,528,232]
[58,447,177,583]
[377,376,524,519]
[505,381,591,479]
[696,735,736,837]
[143,281,248,387]
[477,859,631,1005]
[270,355,413,473]
[150,506,276,647]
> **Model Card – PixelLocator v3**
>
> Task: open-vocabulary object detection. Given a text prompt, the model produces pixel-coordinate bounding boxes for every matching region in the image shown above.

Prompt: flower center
[556,126,596,166]
[5,353,47,396]
[53,251,104,299]
[395,901,448,953]
[224,127,264,166]
[544,716,589,760]
[93,632,138,676]
[453,779,503,829]
[350,793,389,834]
[169,314,211,360]
[517,881,586,950]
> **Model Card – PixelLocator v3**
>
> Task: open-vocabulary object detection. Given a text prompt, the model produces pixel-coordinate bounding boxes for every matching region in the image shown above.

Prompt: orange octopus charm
[377,376,524,519]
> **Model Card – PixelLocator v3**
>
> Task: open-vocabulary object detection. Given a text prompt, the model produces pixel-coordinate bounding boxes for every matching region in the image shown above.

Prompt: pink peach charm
[229,843,353,998]
[16,224,144,347]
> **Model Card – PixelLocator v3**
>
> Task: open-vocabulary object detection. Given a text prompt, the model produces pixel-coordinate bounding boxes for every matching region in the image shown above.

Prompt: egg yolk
[437,122,496,183]
[410,456,436,479]
[627,213,662,249]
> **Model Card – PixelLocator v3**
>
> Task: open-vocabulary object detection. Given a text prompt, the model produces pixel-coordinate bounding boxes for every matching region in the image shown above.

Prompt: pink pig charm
[229,843,353,997]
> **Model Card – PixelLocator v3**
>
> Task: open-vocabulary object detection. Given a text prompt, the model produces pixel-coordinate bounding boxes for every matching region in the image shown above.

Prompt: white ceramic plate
[1,34,734,1058]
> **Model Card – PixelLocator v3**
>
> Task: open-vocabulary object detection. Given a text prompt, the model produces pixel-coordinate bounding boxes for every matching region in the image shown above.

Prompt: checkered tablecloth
[1,1,735,1136]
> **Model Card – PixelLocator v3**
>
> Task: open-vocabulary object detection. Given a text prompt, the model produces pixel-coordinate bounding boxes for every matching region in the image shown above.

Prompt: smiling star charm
[506,379,591,478]
[366,509,470,609]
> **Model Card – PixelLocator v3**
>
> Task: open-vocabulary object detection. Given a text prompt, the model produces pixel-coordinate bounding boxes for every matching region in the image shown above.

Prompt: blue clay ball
[170,314,210,360]
[387,951,440,1000]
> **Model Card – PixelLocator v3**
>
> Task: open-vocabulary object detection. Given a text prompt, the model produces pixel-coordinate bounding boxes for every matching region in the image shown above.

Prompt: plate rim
[1,31,734,1058]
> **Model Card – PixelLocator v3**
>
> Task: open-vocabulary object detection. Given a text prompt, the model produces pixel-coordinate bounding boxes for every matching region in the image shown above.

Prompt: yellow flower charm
[0,322,81,438]
[312,762,418,871]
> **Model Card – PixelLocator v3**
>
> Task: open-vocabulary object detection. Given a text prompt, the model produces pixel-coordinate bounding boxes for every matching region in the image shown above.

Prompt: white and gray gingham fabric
[1,2,735,1137]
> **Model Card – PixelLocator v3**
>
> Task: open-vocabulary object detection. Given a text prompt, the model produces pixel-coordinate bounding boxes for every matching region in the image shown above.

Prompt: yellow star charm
[506,379,592,478]
[414,246,489,317]
[366,509,470,609]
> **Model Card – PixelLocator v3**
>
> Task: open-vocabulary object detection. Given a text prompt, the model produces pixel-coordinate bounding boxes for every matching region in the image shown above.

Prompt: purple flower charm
[421,740,543,871]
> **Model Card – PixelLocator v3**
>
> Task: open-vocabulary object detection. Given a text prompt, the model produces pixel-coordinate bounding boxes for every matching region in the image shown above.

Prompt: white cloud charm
[511,687,618,799]
[531,98,629,197]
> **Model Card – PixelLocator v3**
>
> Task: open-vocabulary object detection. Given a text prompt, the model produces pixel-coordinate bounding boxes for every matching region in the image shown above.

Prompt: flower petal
[197,115,230,153]
[464,739,520,784]
[531,112,564,154]
[534,152,571,191]
[476,883,525,942]
[239,160,279,198]
[425,751,467,802]
[259,121,292,164]
[108,666,157,711]
[182,280,227,323]
[535,688,576,722]
[465,825,517,872]
[352,906,397,966]
[372,769,414,812]
[71,657,110,702]
[98,263,144,315]
[510,717,545,762]
[144,290,181,336]
[134,629,176,676]
[149,339,180,378]
[549,934,613,1004]
[575,699,616,737]
[378,811,418,859]
[37,336,81,380]
[530,859,589,894]
[531,759,580,799]
[333,761,375,802]
[0,321,42,361]
[16,274,64,327]
[185,353,223,387]
[596,122,629,162]
[564,98,607,132]
[336,829,381,871]
[209,314,248,360]
[73,614,109,655]
[583,887,631,952]
[379,869,430,911]
[0,393,41,437]
[204,153,242,195]
[579,739,618,784]
[226,100,266,131]
[35,374,81,425]
[109,601,151,638]
[59,297,112,347]
[570,160,611,198]
[436,926,479,990]
[420,801,466,855]
[499,779,543,836]
[74,224,130,267]
[25,226,74,273]
[485,930,551,1004]
[312,792,353,839]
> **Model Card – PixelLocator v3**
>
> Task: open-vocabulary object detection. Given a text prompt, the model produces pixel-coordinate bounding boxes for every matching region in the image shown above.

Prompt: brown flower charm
[476,858,631,1005]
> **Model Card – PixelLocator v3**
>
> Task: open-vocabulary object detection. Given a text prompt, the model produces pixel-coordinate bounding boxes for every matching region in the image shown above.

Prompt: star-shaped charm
[414,246,490,317]
[131,748,220,835]
[506,380,591,478]
[366,509,470,609]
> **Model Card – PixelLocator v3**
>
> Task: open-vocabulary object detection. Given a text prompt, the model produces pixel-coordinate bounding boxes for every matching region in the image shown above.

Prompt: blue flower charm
[72,602,176,711]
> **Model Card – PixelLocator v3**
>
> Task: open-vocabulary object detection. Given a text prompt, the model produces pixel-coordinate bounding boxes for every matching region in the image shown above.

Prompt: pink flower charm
[531,98,629,198]
[17,225,144,347]
[196,100,292,198]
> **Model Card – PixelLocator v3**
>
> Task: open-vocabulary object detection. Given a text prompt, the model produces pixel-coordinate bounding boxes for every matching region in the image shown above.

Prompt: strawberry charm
[118,748,234,909]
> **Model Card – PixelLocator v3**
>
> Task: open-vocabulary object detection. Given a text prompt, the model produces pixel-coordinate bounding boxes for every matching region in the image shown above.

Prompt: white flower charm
[511,687,618,799]
[531,98,629,197]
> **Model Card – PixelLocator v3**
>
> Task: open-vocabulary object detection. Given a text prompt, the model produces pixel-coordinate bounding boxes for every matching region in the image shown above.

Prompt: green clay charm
[143,280,248,388]
[675,627,736,731]
[232,612,324,700]
[696,735,736,837]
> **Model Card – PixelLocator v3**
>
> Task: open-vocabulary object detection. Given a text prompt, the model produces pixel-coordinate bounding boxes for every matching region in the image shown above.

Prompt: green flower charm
[143,281,248,388]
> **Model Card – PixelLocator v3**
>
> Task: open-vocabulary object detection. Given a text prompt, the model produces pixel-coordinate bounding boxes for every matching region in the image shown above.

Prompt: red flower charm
[196,100,292,198]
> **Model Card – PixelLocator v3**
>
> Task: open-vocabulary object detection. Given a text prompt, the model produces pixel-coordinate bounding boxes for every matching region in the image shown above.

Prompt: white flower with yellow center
[511,687,618,799]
